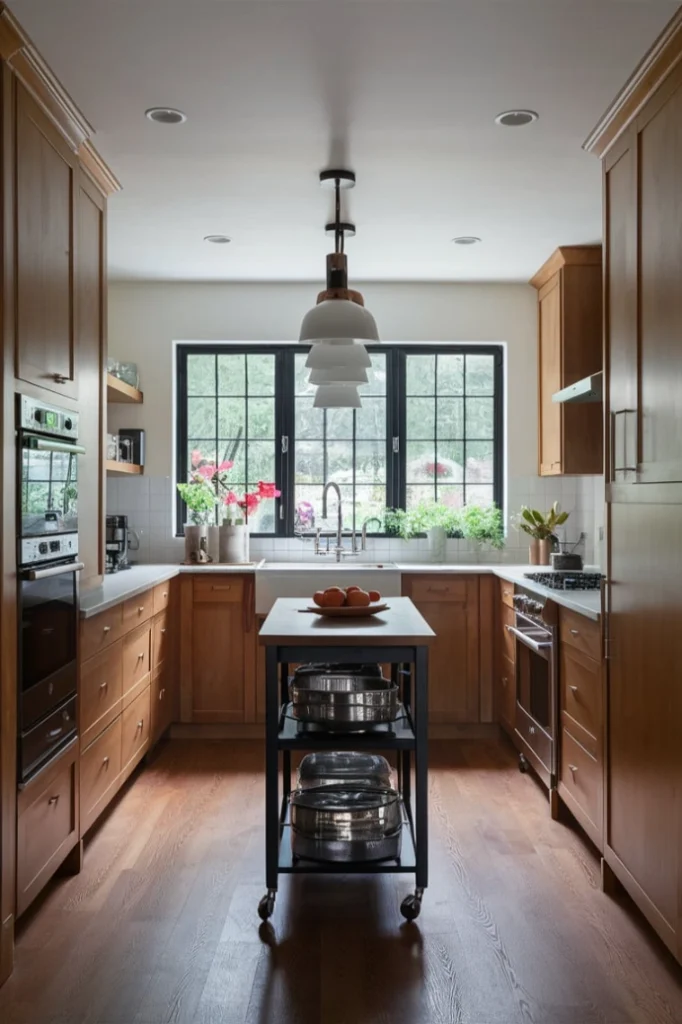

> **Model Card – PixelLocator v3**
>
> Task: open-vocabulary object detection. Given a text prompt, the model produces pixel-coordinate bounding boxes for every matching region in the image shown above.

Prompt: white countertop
[80,561,602,621]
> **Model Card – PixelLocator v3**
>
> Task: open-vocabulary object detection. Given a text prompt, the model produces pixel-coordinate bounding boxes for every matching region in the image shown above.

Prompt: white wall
[107,281,603,566]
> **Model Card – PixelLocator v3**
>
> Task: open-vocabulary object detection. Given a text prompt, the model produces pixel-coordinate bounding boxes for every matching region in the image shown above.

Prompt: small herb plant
[384,502,504,549]
[176,482,216,526]
[514,502,569,541]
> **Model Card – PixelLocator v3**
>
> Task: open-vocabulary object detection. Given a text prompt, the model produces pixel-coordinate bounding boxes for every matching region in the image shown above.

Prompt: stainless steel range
[506,588,558,789]
[524,571,603,591]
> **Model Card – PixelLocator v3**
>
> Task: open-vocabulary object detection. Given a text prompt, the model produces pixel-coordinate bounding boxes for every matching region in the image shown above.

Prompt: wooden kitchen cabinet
[180,574,258,724]
[401,574,481,724]
[585,6,682,963]
[14,82,78,399]
[496,580,517,736]
[530,246,603,476]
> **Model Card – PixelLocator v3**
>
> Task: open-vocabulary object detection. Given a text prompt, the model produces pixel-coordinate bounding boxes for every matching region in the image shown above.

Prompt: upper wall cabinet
[14,82,78,399]
[594,60,682,486]
[531,246,603,476]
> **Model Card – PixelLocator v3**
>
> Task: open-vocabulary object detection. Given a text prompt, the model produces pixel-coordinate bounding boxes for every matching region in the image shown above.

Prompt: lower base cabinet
[80,716,122,835]
[121,686,151,776]
[16,743,79,917]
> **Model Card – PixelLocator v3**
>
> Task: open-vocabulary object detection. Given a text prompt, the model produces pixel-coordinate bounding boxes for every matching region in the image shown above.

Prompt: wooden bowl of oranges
[308,586,389,618]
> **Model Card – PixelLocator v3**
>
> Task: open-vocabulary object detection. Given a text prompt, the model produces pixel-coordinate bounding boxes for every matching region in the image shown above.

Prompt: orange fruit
[346,585,362,594]
[347,589,371,607]
[368,590,381,603]
[313,591,326,607]
[323,587,346,608]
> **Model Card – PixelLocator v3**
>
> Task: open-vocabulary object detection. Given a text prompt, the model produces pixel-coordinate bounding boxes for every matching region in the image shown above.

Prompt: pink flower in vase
[196,463,217,481]
[257,481,281,499]
[223,491,238,506]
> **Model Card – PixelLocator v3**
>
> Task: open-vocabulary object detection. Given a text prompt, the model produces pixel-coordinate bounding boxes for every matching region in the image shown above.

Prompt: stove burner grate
[523,571,603,592]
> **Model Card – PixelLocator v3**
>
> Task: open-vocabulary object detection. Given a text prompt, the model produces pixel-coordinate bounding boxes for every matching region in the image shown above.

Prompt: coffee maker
[105,514,130,573]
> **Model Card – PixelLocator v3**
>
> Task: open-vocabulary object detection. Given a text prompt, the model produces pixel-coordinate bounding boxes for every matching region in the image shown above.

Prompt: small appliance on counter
[118,428,145,467]
[17,395,85,782]
[105,514,139,573]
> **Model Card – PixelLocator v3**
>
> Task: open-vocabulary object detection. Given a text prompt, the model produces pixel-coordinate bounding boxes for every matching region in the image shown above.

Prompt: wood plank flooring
[1,737,681,1024]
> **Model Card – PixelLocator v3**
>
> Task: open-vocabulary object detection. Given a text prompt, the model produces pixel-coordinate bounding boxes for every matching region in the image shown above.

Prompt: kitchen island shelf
[258,597,433,924]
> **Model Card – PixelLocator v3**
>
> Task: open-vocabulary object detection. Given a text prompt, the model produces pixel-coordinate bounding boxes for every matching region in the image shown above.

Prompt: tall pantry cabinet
[0,5,119,985]
[585,7,682,964]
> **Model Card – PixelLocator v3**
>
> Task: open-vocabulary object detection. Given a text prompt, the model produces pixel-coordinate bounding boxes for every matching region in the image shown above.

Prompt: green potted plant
[384,502,504,562]
[176,481,217,562]
[514,502,569,565]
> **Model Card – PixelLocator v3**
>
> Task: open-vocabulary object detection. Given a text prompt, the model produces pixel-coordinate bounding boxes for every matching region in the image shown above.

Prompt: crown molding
[529,245,602,291]
[78,140,122,196]
[584,7,682,158]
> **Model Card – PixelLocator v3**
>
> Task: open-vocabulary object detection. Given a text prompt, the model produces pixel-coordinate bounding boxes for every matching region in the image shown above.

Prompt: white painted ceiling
[11,0,680,282]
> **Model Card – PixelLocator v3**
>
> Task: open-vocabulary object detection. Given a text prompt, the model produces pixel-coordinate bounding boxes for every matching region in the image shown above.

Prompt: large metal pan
[290,786,403,862]
[297,751,392,790]
[289,666,399,727]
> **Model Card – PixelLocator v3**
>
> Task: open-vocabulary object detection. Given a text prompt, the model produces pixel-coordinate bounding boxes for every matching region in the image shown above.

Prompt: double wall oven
[17,395,85,783]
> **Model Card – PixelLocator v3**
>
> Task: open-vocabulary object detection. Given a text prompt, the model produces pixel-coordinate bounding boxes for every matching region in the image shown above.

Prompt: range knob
[528,599,544,616]
[64,417,73,431]
[38,542,48,555]
[512,594,527,610]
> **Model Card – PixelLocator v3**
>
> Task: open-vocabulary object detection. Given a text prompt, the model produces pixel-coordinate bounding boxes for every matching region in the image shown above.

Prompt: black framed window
[176,344,503,536]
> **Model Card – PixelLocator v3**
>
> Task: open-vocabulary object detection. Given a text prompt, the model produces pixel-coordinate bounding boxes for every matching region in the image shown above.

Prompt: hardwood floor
[1,738,681,1024]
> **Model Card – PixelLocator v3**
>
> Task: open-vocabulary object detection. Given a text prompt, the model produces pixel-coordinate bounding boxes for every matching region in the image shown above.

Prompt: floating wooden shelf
[105,460,143,476]
[106,373,143,404]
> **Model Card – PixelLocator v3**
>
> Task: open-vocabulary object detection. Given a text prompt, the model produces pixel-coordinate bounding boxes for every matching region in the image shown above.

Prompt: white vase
[427,526,447,563]
[184,524,208,564]
[206,525,220,563]
[219,523,248,563]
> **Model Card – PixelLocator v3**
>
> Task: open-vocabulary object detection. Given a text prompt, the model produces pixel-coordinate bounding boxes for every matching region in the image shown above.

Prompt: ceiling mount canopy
[299,169,379,346]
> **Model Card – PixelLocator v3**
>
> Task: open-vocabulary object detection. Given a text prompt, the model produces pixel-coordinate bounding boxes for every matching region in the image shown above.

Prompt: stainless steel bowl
[289,673,399,728]
[297,751,393,790]
[290,786,403,862]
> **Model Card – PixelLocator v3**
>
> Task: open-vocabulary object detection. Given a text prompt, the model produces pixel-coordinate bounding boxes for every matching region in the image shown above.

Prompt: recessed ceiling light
[494,109,539,128]
[204,235,231,244]
[452,236,481,246]
[145,107,187,125]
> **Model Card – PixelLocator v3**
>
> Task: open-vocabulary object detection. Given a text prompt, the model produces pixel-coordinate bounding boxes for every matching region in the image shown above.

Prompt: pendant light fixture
[313,384,361,409]
[299,170,379,346]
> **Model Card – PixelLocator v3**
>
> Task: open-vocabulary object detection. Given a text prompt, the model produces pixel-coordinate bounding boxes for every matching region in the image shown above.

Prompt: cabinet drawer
[80,716,122,833]
[152,664,174,741]
[515,701,552,774]
[122,622,151,705]
[560,608,601,661]
[17,746,77,916]
[153,580,173,616]
[152,612,170,671]
[81,604,124,662]
[500,603,516,663]
[499,579,515,608]
[560,643,602,757]
[560,727,602,834]
[408,576,469,604]
[81,641,123,749]
[122,591,152,631]
[121,685,151,774]
[193,576,244,603]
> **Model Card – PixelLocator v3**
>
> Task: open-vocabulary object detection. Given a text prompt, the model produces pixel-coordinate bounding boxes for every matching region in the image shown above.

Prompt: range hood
[552,371,602,404]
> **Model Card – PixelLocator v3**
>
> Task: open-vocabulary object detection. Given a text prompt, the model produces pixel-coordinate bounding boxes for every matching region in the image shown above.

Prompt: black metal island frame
[258,596,434,922]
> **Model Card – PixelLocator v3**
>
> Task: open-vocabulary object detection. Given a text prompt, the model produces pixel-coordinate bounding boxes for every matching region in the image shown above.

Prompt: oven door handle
[24,562,85,581]
[25,436,86,456]
[506,624,553,656]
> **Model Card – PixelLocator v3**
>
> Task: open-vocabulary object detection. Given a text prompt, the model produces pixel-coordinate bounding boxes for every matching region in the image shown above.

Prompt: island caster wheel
[258,890,276,921]
[519,753,529,774]
[400,888,424,921]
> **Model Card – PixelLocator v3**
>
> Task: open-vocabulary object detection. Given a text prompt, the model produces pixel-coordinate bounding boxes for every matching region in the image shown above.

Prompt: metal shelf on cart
[278,805,417,874]
[277,703,417,750]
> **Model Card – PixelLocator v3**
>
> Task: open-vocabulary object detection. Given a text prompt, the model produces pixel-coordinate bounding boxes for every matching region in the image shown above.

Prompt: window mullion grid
[433,354,438,505]
[462,354,467,508]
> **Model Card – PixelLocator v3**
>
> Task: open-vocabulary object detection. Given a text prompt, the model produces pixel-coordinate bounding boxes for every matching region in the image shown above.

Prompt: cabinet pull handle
[52,373,68,384]
[528,725,536,735]
[137,652,145,660]
[503,590,511,596]
[502,677,508,687]
[137,719,144,730]
[102,756,110,766]
[160,628,167,634]
[569,764,578,774]
[427,587,449,594]
[569,685,578,693]
[103,625,111,634]
[211,585,231,591]
[162,591,168,598]
[159,688,165,699]
[100,681,108,691]
[570,628,580,636]
[138,606,145,613]
[48,795,59,805]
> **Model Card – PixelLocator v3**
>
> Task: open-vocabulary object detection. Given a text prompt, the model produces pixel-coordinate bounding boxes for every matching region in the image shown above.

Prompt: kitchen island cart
[258,596,433,922]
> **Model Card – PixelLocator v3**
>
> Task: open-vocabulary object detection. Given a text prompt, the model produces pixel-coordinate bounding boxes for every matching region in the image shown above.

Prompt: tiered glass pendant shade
[313,385,361,409]
[299,299,379,344]
[305,339,371,370]
[308,364,369,386]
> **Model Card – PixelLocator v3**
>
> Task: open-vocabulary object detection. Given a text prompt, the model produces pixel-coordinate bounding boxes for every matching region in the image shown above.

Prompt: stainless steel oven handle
[24,561,85,581]
[505,624,553,655]
[25,437,86,456]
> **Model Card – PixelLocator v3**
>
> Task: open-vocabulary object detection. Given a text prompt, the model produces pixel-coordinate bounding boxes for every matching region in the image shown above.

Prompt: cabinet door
[606,500,682,958]
[637,74,682,483]
[538,275,563,475]
[76,173,106,581]
[403,575,480,723]
[15,83,78,398]
[190,576,250,723]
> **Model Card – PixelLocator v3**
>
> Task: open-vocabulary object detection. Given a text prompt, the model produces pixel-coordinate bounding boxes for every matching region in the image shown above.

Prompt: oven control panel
[19,395,79,440]
[21,533,79,566]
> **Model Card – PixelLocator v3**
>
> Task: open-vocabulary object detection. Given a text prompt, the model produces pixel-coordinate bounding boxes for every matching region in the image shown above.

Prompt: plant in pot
[176,481,217,562]
[220,482,281,563]
[514,502,569,565]
[384,502,504,562]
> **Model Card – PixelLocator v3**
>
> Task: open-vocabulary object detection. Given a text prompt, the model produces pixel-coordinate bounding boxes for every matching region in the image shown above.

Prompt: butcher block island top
[259,596,435,646]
